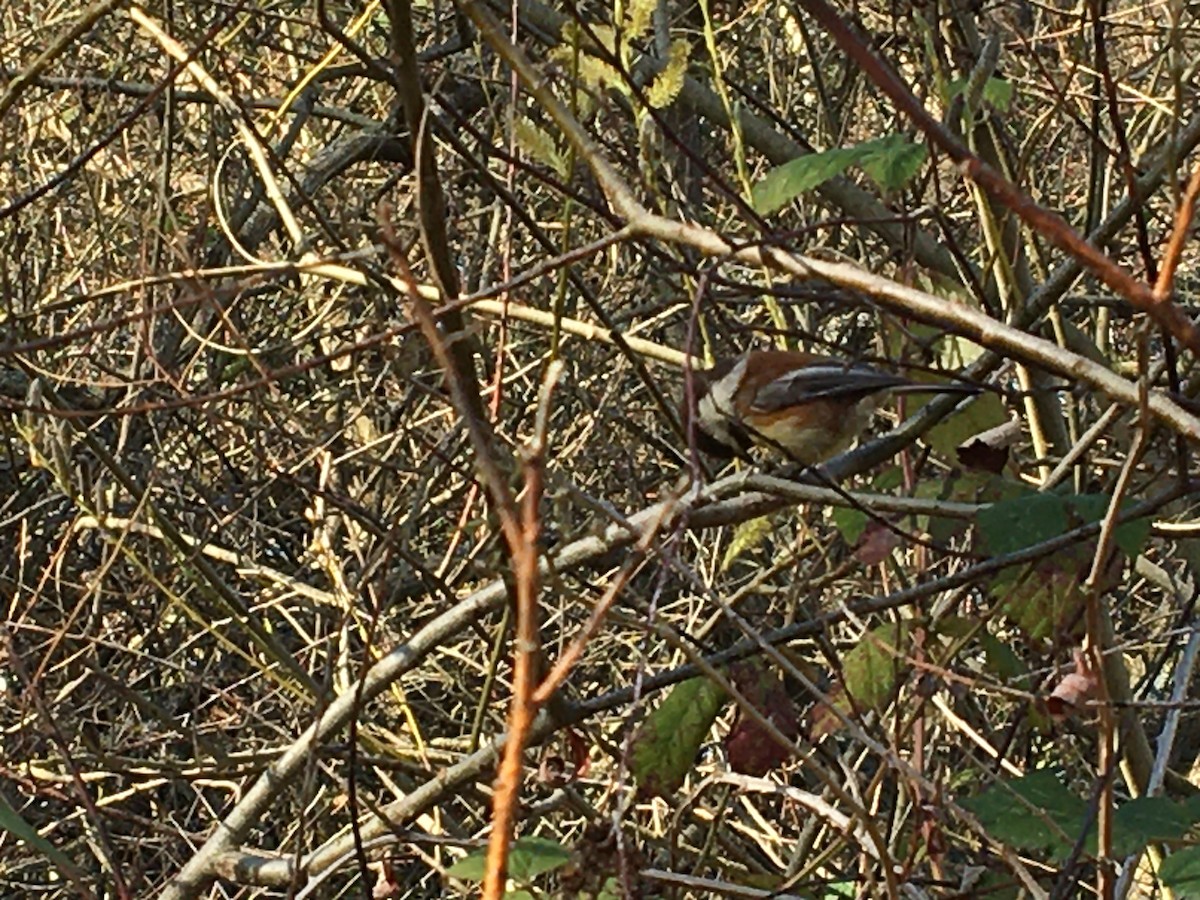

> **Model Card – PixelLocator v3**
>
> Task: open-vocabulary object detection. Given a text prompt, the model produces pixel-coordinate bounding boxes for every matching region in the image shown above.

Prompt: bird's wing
[751,363,910,411]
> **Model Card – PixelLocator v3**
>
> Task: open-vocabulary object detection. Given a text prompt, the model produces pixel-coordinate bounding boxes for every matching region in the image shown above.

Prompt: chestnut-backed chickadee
[687,350,981,464]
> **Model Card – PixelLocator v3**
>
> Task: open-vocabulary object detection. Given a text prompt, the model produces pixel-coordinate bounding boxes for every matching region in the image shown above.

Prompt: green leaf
[934,618,1027,685]
[507,837,571,881]
[1112,796,1195,857]
[961,773,1199,860]
[1162,845,1200,893]
[1064,494,1150,558]
[751,147,860,215]
[832,507,868,545]
[978,493,1069,555]
[990,556,1088,641]
[1184,791,1200,822]
[1060,492,1100,524]
[978,632,1028,685]
[947,471,1024,505]
[447,837,570,886]
[945,76,1016,112]
[934,615,975,639]
[873,466,904,491]
[631,676,728,797]
[920,391,1008,457]
[912,475,971,544]
[0,788,86,884]
[822,881,856,898]
[960,770,1087,859]
[1114,516,1151,557]
[722,515,774,571]
[446,849,488,881]
[505,892,537,900]
[843,622,908,709]
[983,77,1015,111]
[858,133,928,192]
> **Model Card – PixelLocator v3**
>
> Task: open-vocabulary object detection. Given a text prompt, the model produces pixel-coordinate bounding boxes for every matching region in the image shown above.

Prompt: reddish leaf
[920,808,947,869]
[565,727,591,779]
[855,520,901,566]
[957,439,1009,473]
[1045,647,1100,720]
[726,661,800,775]
[727,717,788,775]
[538,753,568,787]
[809,683,847,740]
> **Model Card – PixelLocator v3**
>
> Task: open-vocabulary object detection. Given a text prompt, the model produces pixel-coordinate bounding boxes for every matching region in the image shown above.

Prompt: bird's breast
[744,399,874,464]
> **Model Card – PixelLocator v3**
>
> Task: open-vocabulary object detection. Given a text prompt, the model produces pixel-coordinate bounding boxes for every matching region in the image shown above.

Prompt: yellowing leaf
[625,0,656,39]
[844,622,909,709]
[549,44,624,90]
[779,5,805,53]
[811,623,914,738]
[588,24,618,53]
[514,117,568,178]
[938,333,987,367]
[646,39,689,109]
[577,54,624,89]
[721,515,773,571]
[557,21,617,54]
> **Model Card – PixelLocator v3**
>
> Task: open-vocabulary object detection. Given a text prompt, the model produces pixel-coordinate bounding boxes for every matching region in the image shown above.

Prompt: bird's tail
[891,381,984,396]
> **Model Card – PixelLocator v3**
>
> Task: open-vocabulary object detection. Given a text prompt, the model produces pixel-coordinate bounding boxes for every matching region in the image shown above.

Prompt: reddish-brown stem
[481,360,561,898]
[1154,160,1200,300]
[378,206,544,896]
[482,484,543,899]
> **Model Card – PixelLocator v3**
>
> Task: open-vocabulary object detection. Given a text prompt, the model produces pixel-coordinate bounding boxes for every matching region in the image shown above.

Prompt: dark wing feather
[751,363,910,412]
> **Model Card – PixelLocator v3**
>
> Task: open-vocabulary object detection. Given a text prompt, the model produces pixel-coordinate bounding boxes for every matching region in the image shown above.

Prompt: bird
[686,350,981,465]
